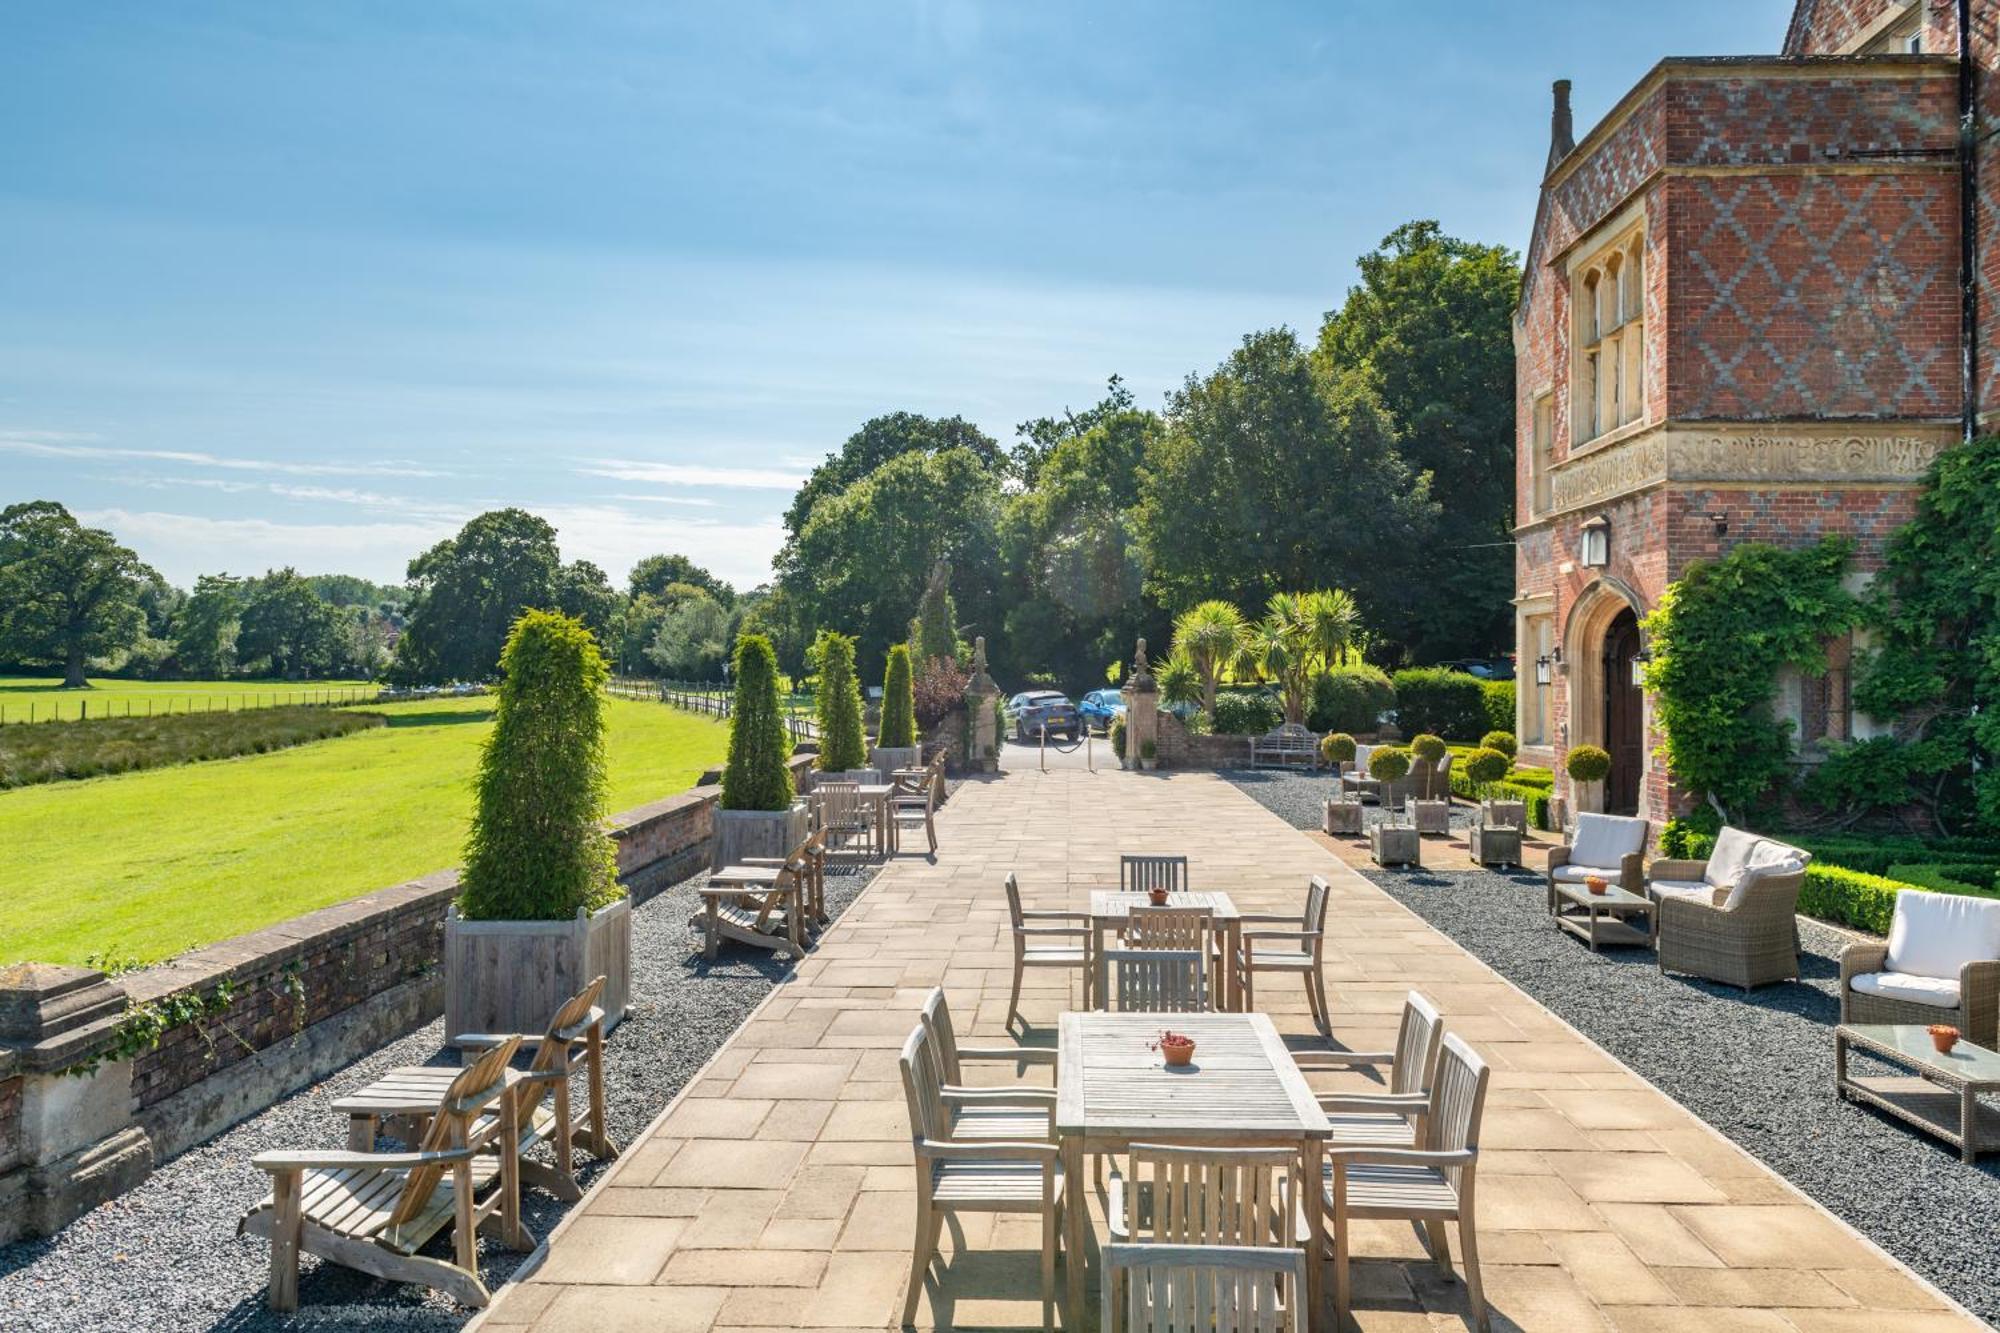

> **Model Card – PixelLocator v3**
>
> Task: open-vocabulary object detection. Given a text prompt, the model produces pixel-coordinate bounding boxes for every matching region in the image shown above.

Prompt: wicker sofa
[1544,813,1649,912]
[1648,827,1812,989]
[1840,889,2000,1046]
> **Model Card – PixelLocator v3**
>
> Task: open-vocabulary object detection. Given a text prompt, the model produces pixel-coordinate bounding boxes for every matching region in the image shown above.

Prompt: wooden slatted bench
[1249,723,1320,770]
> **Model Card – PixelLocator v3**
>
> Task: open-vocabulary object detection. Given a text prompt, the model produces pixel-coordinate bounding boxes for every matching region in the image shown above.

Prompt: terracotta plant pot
[1930,1024,1961,1055]
[1147,888,1169,906]
[1160,1039,1195,1067]
[1585,875,1609,897]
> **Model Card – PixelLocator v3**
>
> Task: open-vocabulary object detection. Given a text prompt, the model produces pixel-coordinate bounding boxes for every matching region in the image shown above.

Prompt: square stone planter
[1468,822,1523,869]
[870,744,922,776]
[713,801,811,870]
[1411,799,1451,836]
[445,896,632,1039]
[1370,824,1421,868]
[1322,798,1365,836]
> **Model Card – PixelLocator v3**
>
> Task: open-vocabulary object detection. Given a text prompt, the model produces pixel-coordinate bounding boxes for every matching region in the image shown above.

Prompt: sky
[3,2,1778,593]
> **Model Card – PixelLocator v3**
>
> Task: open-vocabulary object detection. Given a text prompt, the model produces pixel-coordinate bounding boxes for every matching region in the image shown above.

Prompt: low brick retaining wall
[0,756,816,1243]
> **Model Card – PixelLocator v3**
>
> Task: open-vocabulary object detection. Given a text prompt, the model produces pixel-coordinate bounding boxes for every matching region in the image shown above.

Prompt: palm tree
[1172,599,1246,718]
[1301,588,1359,669]
[1255,589,1364,724]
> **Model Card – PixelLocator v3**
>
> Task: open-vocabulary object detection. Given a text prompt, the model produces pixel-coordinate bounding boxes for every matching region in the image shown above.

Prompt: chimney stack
[1548,79,1575,173]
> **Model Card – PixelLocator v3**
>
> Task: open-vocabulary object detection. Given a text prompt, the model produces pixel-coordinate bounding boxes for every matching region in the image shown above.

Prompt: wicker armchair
[1655,862,1808,989]
[1544,813,1648,913]
[1840,890,2000,1047]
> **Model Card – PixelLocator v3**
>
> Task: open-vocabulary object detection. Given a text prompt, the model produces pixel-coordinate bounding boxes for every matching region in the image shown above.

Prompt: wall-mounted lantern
[1631,647,1653,688]
[1534,655,1553,687]
[1580,516,1610,568]
[1705,510,1729,538]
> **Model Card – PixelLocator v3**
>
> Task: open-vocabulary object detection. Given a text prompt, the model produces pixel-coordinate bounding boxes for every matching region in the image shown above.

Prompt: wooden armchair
[917,986,1056,1143]
[1103,1243,1308,1333]
[1005,872,1092,1027]
[1233,875,1331,1032]
[240,1037,529,1311]
[1106,1143,1298,1246]
[1292,989,1442,1148]
[890,767,938,855]
[454,975,619,1202]
[736,827,829,927]
[1120,853,1189,894]
[899,1022,1065,1331]
[1097,948,1208,1013]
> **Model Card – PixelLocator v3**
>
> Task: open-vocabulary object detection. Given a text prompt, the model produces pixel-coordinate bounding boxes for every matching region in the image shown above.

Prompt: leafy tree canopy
[0,500,156,686]
[238,568,343,679]
[628,552,733,606]
[395,508,569,684]
[782,411,1003,546]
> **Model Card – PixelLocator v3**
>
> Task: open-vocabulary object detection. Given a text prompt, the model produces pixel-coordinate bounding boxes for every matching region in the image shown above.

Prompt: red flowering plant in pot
[1147,887,1170,906]
[1930,1024,1961,1055]
[1150,1029,1197,1067]
[1584,874,1609,897]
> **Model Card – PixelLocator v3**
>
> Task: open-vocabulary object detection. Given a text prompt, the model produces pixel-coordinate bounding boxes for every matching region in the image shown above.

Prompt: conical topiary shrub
[878,643,917,749]
[722,633,795,812]
[458,609,619,921]
[814,630,868,772]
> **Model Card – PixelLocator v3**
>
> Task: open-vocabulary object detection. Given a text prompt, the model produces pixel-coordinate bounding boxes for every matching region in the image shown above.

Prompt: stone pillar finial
[1129,636,1155,692]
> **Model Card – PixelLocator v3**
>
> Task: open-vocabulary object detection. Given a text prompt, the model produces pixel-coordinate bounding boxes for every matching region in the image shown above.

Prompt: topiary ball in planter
[1409,733,1447,764]
[1480,730,1518,760]
[449,609,630,1037]
[1566,744,1612,784]
[1320,731,1357,766]
[1462,746,1510,796]
[1368,745,1412,783]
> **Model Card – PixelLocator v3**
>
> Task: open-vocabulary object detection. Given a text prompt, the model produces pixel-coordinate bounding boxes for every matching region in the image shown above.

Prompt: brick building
[1512,0,1996,825]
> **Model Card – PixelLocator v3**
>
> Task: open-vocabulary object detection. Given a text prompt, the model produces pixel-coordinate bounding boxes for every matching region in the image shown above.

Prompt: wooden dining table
[1086,889,1245,1010]
[1055,1010,1331,1327]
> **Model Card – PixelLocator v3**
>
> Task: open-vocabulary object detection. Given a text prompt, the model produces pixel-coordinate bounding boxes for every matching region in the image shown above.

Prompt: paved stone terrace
[469,768,1975,1332]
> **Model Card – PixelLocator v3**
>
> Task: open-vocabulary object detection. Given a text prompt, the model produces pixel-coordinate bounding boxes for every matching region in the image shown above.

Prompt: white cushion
[1886,890,2000,981]
[1702,826,1763,891]
[1720,856,1806,910]
[1552,863,1625,884]
[1650,878,1718,903]
[1352,745,1374,774]
[1570,814,1647,870]
[1850,970,1963,1009]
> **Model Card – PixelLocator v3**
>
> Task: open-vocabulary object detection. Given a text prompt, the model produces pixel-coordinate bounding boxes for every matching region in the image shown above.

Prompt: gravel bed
[1222,767,1477,832]
[1226,768,2000,1325]
[0,859,884,1333]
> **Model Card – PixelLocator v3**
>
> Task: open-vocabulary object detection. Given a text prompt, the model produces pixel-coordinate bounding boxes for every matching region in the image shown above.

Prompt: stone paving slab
[468,768,1974,1331]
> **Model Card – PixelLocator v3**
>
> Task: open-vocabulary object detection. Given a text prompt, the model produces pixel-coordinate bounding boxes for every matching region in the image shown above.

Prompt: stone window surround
[1842,1,1923,55]
[1515,597,1556,746]
[1570,214,1646,447]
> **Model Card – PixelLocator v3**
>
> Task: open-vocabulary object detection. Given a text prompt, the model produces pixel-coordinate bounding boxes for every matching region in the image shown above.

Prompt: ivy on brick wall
[1641,536,1859,821]
[1807,437,2000,836]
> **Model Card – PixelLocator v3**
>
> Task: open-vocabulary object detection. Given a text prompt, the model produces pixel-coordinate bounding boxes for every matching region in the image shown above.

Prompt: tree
[394,509,564,684]
[1242,590,1364,724]
[646,592,732,679]
[628,553,733,606]
[615,592,669,674]
[784,448,1003,681]
[1010,374,1137,486]
[0,501,155,687]
[554,559,620,645]
[782,411,1003,547]
[175,573,245,677]
[1136,330,1433,630]
[812,630,868,771]
[239,568,342,678]
[1172,600,1246,718]
[1317,221,1520,660]
[721,632,796,812]
[914,562,961,665]
[457,610,620,921]
[879,644,917,748]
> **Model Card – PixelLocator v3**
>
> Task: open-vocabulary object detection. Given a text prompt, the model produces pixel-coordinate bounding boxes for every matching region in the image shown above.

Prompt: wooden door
[1602,609,1643,815]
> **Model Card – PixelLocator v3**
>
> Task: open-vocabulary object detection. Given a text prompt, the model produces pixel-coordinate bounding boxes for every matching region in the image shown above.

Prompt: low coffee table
[1552,880,1652,951]
[1836,1023,2000,1162]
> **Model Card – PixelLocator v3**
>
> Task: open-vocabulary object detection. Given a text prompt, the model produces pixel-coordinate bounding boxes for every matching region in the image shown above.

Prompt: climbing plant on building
[1641,537,1859,821]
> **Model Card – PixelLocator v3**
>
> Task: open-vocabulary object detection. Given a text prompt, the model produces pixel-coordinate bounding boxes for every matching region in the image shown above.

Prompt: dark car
[1008,690,1079,741]
[1440,657,1515,682]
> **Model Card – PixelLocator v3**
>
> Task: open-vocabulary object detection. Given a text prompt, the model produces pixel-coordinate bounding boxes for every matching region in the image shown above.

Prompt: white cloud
[580,459,806,490]
[536,504,783,590]
[1,436,447,479]
[606,492,721,508]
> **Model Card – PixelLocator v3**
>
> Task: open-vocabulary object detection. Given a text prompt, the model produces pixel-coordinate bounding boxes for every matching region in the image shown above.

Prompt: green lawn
[0,695,728,967]
[0,675,377,724]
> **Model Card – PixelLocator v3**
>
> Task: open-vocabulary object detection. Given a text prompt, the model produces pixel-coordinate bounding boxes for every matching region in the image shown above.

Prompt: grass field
[0,706,387,789]
[0,695,729,967]
[0,675,378,724]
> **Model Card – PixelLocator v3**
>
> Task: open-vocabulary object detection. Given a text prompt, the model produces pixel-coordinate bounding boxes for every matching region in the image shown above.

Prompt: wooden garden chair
[453,975,619,1202]
[1102,1242,1308,1333]
[1322,1032,1492,1331]
[890,767,938,855]
[1097,948,1209,1013]
[1292,990,1442,1149]
[1107,1143,1299,1247]
[1005,872,1092,1027]
[240,1037,528,1311]
[736,827,829,927]
[1233,876,1332,1033]
[815,779,878,859]
[1121,853,1190,894]
[899,1021,1066,1330]
[918,986,1057,1142]
[696,855,808,961]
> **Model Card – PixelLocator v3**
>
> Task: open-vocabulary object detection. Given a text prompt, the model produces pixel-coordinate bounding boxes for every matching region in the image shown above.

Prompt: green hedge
[1308,665,1395,734]
[1391,668,1488,740]
[1444,759,1555,830]
[1480,681,1515,735]
[1213,689,1283,736]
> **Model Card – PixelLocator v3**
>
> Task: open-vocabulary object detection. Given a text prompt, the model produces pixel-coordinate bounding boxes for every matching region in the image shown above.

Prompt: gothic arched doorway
[1602,608,1644,815]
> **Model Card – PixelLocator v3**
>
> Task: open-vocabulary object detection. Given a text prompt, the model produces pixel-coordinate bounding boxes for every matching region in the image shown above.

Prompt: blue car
[1008,690,1079,741]
[1078,688,1126,731]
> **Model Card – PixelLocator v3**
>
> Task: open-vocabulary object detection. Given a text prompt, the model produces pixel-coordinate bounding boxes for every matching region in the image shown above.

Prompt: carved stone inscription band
[1546,428,1951,513]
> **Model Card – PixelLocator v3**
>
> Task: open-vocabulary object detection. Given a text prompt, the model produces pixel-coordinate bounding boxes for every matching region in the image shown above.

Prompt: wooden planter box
[445,897,632,1038]
[1370,824,1421,868]
[713,802,811,870]
[1468,823,1523,869]
[1481,799,1527,829]
[1322,799,1365,836]
[870,745,922,776]
[1410,799,1451,836]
